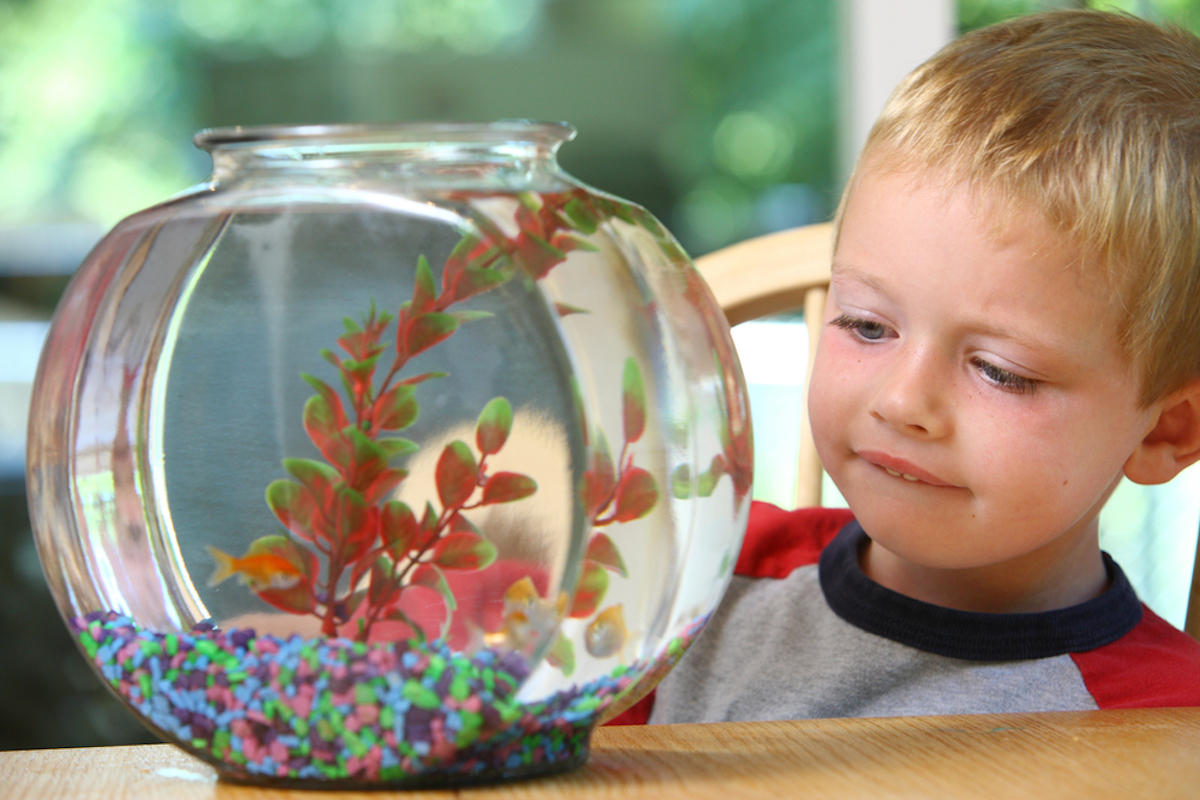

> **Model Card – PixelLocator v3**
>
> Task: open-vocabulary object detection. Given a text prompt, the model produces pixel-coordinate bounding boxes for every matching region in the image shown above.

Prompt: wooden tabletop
[4,707,1200,799]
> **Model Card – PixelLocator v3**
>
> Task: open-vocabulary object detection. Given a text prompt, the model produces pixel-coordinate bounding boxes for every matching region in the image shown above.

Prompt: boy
[615,9,1200,724]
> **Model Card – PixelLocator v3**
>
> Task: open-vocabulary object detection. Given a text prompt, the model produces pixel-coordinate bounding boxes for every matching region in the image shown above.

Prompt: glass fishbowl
[25,122,752,787]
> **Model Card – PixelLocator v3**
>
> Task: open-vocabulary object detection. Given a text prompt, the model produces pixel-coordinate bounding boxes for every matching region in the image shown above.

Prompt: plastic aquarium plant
[208,189,662,667]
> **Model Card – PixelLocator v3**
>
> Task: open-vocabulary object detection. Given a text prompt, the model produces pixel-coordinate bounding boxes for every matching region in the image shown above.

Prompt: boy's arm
[603,502,857,725]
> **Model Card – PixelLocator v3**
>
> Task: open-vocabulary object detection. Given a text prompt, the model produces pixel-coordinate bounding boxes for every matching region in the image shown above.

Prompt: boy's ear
[1125,376,1200,485]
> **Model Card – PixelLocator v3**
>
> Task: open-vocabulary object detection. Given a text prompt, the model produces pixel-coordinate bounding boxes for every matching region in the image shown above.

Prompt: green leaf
[379,437,420,461]
[432,532,498,571]
[453,266,509,301]
[403,312,459,357]
[611,467,658,523]
[547,633,575,676]
[475,397,513,456]
[436,440,477,509]
[412,254,438,314]
[554,303,589,317]
[622,358,646,444]
[283,458,339,490]
[561,197,599,235]
[671,464,693,500]
[451,310,494,324]
[585,532,627,578]
[569,559,609,619]
[480,472,537,505]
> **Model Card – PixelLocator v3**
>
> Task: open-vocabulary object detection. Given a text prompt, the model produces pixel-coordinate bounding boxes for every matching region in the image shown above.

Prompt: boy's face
[807,164,1162,610]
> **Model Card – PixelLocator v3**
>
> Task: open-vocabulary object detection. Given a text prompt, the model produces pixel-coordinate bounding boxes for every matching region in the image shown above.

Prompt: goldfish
[480,577,566,652]
[206,546,304,591]
[584,604,629,659]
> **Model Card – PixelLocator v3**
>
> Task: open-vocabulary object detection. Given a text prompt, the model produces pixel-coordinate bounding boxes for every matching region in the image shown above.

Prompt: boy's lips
[856,450,958,487]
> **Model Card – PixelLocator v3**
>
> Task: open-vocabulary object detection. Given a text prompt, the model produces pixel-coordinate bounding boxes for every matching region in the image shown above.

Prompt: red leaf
[481,472,537,505]
[475,397,513,456]
[585,532,627,578]
[301,375,350,428]
[514,232,566,280]
[363,467,408,506]
[569,559,609,618]
[435,441,477,509]
[611,467,658,523]
[374,384,418,431]
[302,395,350,467]
[381,500,418,555]
[250,535,318,615]
[554,303,589,317]
[328,489,369,551]
[345,427,390,492]
[417,502,439,550]
[334,489,375,562]
[582,433,616,518]
[265,480,319,543]
[403,312,458,358]
[432,532,498,571]
[411,563,457,612]
[449,264,509,303]
[368,557,399,607]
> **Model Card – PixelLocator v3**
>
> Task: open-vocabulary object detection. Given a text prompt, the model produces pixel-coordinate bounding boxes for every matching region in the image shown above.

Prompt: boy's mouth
[856,450,956,488]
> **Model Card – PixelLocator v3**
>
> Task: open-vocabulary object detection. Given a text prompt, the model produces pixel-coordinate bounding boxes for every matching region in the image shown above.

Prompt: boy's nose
[867,346,950,438]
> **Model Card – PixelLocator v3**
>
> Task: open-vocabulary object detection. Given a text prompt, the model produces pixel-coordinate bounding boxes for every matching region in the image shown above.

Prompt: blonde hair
[843,9,1200,405]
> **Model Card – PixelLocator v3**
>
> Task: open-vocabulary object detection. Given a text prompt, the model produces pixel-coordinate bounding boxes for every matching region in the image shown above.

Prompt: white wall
[837,0,955,185]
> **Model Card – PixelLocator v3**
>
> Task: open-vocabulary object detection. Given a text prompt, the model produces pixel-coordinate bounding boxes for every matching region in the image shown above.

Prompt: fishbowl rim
[194,120,578,152]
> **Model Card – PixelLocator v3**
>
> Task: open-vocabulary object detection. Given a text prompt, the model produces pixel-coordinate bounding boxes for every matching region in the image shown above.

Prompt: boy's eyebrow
[829,262,891,296]
[829,260,1078,370]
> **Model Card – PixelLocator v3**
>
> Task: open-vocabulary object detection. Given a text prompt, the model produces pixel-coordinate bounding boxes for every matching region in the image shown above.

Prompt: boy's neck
[859,531,1110,614]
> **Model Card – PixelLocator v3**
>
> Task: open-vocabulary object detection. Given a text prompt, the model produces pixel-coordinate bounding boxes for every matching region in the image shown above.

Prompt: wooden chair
[693,221,1200,641]
[695,222,833,509]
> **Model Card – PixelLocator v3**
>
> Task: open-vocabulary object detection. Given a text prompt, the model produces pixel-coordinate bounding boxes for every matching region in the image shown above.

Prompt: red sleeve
[604,502,856,726]
[735,501,856,579]
[604,693,655,725]
[1072,604,1200,708]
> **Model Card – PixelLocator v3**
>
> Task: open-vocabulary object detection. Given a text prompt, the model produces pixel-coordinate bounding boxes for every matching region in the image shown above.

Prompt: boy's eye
[831,314,891,342]
[972,357,1040,395]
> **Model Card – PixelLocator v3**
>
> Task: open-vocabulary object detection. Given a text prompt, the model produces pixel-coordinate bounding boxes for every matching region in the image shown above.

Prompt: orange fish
[480,577,566,652]
[207,546,304,591]
[584,604,629,659]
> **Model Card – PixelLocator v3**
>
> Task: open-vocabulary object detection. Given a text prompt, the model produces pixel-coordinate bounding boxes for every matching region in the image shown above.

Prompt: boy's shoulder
[734,501,856,579]
[1074,604,1200,708]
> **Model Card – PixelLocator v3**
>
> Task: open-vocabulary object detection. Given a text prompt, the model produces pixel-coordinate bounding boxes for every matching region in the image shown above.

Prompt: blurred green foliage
[0,0,836,257]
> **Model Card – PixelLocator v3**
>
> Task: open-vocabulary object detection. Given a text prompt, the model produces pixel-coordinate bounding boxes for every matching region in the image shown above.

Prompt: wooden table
[4,708,1200,799]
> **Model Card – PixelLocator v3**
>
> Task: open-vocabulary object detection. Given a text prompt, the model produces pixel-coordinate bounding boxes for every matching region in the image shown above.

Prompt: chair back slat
[695,223,833,508]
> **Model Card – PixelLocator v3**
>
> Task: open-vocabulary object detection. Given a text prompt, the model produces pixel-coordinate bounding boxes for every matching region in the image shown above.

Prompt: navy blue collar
[818,521,1143,661]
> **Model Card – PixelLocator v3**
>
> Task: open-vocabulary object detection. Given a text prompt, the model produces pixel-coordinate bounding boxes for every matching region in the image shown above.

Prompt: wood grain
[4,709,1200,799]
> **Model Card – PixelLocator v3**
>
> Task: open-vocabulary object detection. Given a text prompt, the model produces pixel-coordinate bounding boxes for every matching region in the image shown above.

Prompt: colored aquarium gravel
[70,611,664,786]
